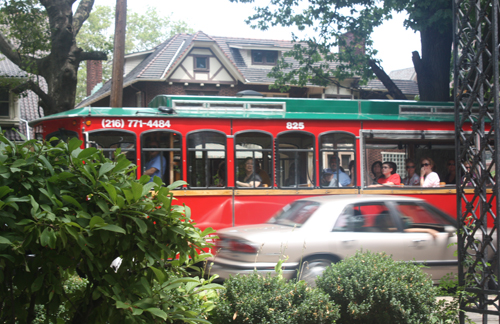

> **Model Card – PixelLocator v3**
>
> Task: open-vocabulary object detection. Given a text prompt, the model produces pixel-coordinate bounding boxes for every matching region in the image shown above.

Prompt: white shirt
[422,172,440,187]
[403,173,420,186]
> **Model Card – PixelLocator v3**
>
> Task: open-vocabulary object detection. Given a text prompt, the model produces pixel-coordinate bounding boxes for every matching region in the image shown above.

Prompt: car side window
[395,202,454,232]
[333,204,395,232]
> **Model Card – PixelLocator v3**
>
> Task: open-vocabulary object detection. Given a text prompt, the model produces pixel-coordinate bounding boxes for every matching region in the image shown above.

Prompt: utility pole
[110,0,127,108]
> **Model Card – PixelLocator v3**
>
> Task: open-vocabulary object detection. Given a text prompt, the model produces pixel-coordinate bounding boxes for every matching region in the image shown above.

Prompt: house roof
[360,79,419,96]
[0,55,28,78]
[77,31,335,108]
[389,67,417,81]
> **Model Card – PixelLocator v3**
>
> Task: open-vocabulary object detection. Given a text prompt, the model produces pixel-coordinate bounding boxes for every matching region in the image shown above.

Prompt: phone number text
[101,119,171,128]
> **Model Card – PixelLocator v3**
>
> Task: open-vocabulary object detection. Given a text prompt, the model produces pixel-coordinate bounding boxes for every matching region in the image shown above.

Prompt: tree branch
[0,32,22,66]
[412,51,422,75]
[79,51,107,62]
[368,59,407,100]
[73,0,95,36]
[0,32,41,74]
[12,80,54,110]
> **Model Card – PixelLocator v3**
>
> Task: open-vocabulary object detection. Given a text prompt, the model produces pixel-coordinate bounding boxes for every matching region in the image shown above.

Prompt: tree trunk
[368,59,407,100]
[37,0,106,116]
[0,0,107,116]
[412,22,453,101]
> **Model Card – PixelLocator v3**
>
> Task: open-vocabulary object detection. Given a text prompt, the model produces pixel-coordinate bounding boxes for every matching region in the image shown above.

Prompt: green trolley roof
[30,95,458,126]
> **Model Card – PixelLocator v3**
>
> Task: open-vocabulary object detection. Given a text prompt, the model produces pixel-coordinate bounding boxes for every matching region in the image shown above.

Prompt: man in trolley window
[144,142,166,183]
[324,156,351,187]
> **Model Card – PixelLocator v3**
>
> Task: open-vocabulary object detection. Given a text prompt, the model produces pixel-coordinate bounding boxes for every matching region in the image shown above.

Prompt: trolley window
[141,131,181,185]
[362,130,455,187]
[319,132,355,188]
[88,130,136,163]
[46,129,79,146]
[187,131,226,188]
[277,131,315,188]
[235,131,273,188]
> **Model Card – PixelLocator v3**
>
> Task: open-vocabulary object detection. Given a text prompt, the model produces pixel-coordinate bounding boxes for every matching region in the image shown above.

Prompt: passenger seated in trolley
[143,141,166,183]
[368,161,401,187]
[236,157,262,188]
[323,156,351,187]
[420,157,440,187]
[402,159,420,186]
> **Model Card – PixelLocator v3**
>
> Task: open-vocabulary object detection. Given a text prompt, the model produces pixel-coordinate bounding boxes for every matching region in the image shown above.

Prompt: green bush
[316,251,437,324]
[209,271,339,324]
[0,134,222,323]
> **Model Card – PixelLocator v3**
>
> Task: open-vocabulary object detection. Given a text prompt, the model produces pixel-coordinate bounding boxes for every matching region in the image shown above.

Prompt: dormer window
[194,56,209,71]
[252,50,278,65]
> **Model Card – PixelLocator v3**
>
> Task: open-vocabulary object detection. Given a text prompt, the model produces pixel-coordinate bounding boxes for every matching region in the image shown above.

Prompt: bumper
[206,257,299,280]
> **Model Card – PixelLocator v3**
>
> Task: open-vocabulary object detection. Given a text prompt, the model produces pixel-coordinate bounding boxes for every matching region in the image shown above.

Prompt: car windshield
[267,201,320,227]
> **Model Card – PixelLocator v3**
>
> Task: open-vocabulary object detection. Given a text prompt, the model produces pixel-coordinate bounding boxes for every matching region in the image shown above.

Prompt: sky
[92,0,421,74]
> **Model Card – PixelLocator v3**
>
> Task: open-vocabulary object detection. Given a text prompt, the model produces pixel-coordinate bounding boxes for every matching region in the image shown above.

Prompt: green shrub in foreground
[210,271,339,324]
[316,251,437,324]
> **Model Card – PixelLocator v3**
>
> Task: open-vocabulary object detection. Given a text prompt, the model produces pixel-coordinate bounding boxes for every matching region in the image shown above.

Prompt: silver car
[209,195,460,285]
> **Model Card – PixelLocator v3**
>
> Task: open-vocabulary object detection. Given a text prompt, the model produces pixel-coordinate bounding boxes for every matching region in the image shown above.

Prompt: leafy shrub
[316,251,437,324]
[209,270,339,324]
[0,134,221,323]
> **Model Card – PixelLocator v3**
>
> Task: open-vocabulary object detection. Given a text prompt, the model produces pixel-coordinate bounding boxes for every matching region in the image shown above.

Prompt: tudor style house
[78,31,364,108]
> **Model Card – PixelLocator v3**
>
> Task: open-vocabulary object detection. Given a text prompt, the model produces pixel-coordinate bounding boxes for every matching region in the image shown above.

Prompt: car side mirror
[444,225,456,237]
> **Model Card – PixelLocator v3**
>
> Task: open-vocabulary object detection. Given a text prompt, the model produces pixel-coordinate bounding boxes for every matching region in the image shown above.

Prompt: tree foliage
[230,0,452,101]
[75,5,194,104]
[0,132,221,323]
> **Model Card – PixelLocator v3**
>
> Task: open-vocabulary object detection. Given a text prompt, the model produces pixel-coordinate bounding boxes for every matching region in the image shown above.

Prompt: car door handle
[342,239,356,243]
[412,239,426,244]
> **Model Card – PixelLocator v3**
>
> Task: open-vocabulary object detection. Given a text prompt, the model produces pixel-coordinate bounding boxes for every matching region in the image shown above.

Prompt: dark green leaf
[100,181,117,204]
[131,182,143,202]
[89,216,106,229]
[0,236,11,245]
[144,308,167,320]
[38,155,54,176]
[68,138,83,152]
[98,162,114,178]
[77,147,98,159]
[96,224,126,234]
[150,266,166,284]
[62,195,83,210]
[167,180,187,190]
[31,274,45,292]
[0,186,12,200]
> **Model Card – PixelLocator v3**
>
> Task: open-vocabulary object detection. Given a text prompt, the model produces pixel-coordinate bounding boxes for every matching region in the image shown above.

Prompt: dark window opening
[235,132,273,188]
[277,132,315,188]
[187,131,226,188]
[251,50,278,65]
[141,131,182,186]
[88,130,136,164]
[0,88,9,117]
[194,56,209,71]
[319,132,356,188]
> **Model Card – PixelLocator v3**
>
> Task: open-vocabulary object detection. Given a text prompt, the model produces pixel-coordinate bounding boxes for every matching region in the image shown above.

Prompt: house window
[194,56,209,71]
[251,50,278,65]
[0,88,10,117]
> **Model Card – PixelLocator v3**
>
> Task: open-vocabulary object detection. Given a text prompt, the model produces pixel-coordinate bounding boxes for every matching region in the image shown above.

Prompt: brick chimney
[86,60,103,96]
